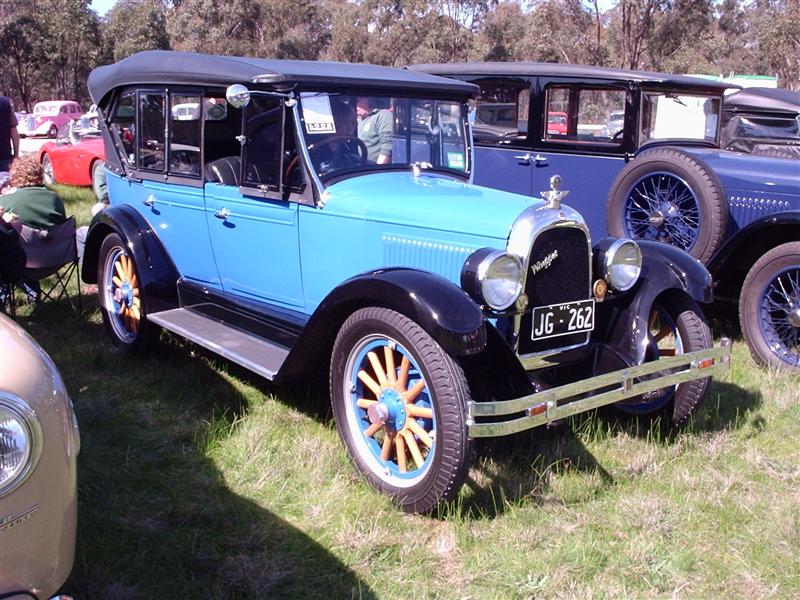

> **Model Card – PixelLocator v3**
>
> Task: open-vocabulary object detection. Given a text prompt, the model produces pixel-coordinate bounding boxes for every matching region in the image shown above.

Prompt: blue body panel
[679,148,800,235]
[203,183,305,309]
[107,171,220,286]
[473,145,625,239]
[475,143,799,248]
[299,171,533,310]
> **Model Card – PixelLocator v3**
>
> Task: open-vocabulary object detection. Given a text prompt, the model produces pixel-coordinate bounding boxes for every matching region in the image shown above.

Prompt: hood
[322,171,540,242]
[681,148,800,198]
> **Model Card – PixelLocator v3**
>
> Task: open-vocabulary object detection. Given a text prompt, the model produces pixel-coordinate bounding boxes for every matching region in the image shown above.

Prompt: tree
[0,16,49,110]
[105,0,170,61]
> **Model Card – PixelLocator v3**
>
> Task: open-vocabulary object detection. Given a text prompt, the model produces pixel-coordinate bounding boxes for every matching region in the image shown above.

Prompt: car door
[203,95,305,309]
[106,88,221,286]
[468,78,535,197]
[529,79,633,238]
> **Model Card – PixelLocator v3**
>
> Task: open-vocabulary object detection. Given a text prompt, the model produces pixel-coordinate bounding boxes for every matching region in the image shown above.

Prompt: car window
[544,86,626,144]
[470,81,529,146]
[139,92,166,172]
[641,92,720,144]
[242,95,285,190]
[110,90,136,166]
[169,95,201,177]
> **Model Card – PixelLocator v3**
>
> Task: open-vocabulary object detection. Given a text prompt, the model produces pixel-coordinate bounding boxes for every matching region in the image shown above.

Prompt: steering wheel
[309,135,369,164]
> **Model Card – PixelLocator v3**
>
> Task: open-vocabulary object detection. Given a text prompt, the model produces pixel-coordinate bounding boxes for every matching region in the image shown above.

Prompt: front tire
[616,297,712,427]
[607,148,727,263]
[330,307,472,513]
[98,233,158,350]
[41,154,55,185]
[739,242,800,371]
[47,124,58,138]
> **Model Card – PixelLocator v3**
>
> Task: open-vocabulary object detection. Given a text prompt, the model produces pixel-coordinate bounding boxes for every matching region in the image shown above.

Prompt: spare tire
[606,147,727,264]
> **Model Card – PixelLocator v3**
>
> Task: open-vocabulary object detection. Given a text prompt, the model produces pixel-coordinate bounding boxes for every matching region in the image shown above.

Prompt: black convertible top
[88,51,479,104]
[411,62,736,92]
[724,87,800,116]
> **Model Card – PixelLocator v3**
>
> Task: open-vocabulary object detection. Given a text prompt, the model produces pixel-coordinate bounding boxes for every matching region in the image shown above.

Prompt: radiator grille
[518,226,591,355]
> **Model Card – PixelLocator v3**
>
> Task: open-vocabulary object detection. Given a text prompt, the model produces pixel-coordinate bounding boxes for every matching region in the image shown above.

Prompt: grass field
[11,186,800,599]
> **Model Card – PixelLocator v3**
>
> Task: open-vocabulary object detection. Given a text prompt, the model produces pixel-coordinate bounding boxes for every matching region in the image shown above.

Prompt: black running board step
[148,308,289,381]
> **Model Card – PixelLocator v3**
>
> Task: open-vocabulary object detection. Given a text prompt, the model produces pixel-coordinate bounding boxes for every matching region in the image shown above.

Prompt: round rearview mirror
[226,84,250,109]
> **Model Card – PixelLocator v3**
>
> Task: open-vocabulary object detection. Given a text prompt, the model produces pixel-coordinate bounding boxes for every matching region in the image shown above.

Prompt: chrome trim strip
[467,339,731,438]
[0,392,43,498]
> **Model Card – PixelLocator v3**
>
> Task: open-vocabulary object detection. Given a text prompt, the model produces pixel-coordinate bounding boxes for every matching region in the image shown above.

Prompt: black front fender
[278,268,486,381]
[81,205,180,313]
[594,239,712,366]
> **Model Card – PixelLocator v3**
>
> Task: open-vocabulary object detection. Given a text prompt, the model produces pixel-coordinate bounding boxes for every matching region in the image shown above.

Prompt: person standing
[356,97,393,164]
[0,96,20,172]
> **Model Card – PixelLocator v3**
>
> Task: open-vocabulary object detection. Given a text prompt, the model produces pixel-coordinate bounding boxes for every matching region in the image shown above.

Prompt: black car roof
[723,87,800,116]
[88,51,479,104]
[410,62,736,92]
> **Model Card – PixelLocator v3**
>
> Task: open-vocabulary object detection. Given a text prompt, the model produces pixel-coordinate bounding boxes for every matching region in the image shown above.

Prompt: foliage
[0,0,797,112]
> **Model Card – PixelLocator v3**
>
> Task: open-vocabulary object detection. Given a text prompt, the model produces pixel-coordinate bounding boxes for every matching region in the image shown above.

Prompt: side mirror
[226,84,250,109]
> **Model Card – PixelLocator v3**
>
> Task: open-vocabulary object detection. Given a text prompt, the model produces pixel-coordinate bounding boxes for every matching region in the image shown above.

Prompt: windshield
[298,93,470,180]
[641,92,721,144]
[34,104,60,115]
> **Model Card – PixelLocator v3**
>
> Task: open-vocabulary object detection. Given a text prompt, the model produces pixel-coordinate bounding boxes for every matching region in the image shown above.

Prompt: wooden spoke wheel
[616,298,711,426]
[330,307,472,513]
[98,233,157,350]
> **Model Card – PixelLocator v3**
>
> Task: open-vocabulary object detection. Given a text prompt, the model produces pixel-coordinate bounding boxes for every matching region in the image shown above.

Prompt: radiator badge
[0,504,39,532]
[531,250,559,275]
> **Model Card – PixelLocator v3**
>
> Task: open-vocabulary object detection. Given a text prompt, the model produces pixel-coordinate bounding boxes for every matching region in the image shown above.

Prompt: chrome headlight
[0,394,42,497]
[603,238,642,292]
[462,248,523,310]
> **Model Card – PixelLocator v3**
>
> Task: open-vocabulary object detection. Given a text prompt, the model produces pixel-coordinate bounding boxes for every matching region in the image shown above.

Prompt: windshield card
[447,152,465,170]
[302,95,336,135]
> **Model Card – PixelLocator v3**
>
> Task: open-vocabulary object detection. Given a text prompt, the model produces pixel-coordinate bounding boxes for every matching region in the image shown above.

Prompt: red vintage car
[37,122,106,200]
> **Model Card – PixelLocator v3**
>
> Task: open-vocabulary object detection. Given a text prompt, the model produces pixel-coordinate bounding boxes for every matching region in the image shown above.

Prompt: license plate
[531,299,595,341]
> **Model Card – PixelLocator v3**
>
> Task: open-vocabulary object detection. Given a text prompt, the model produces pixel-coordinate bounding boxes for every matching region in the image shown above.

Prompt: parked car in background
[413,62,800,372]
[721,87,800,159]
[0,314,79,598]
[75,103,101,136]
[80,51,728,513]
[17,100,82,138]
[37,118,107,201]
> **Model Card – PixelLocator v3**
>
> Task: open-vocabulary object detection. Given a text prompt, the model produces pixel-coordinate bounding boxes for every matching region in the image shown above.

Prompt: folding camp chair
[16,216,82,316]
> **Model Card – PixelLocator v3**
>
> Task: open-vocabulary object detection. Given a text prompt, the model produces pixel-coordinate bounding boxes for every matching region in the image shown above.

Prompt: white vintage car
[0,314,79,598]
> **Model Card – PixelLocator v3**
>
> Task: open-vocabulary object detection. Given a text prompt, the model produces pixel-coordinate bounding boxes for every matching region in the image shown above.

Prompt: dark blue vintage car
[81,51,728,512]
[412,63,800,372]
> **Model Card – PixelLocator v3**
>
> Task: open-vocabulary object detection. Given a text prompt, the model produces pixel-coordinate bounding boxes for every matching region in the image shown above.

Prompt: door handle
[214,208,230,220]
[514,153,531,165]
[143,194,156,207]
[533,154,548,165]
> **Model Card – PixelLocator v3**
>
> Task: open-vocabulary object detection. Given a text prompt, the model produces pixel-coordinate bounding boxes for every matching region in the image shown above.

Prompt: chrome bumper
[467,338,731,438]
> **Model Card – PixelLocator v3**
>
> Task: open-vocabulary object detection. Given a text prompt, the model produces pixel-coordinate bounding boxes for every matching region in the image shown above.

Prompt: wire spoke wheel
[623,172,700,253]
[758,266,800,367]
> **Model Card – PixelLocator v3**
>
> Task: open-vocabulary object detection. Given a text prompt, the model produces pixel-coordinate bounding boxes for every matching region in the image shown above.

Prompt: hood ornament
[540,175,570,210]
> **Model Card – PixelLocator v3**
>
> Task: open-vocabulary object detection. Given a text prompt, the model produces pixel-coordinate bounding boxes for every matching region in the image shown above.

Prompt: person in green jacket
[356,97,394,164]
[0,156,66,230]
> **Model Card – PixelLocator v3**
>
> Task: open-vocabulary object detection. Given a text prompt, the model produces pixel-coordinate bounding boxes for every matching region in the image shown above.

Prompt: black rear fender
[81,205,180,313]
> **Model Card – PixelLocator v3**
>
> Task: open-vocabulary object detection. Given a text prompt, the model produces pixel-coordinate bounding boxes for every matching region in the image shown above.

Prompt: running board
[148,308,289,380]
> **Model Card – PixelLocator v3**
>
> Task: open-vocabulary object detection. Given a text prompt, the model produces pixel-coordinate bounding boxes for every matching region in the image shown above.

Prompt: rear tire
[739,242,800,371]
[330,307,473,513]
[98,233,158,351]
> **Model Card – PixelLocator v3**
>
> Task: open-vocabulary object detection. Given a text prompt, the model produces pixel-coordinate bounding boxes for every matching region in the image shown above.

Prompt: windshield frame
[294,90,473,188]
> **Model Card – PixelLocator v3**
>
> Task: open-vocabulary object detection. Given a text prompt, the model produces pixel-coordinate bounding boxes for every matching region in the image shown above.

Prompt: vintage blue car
[412,63,800,373]
[81,51,728,512]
